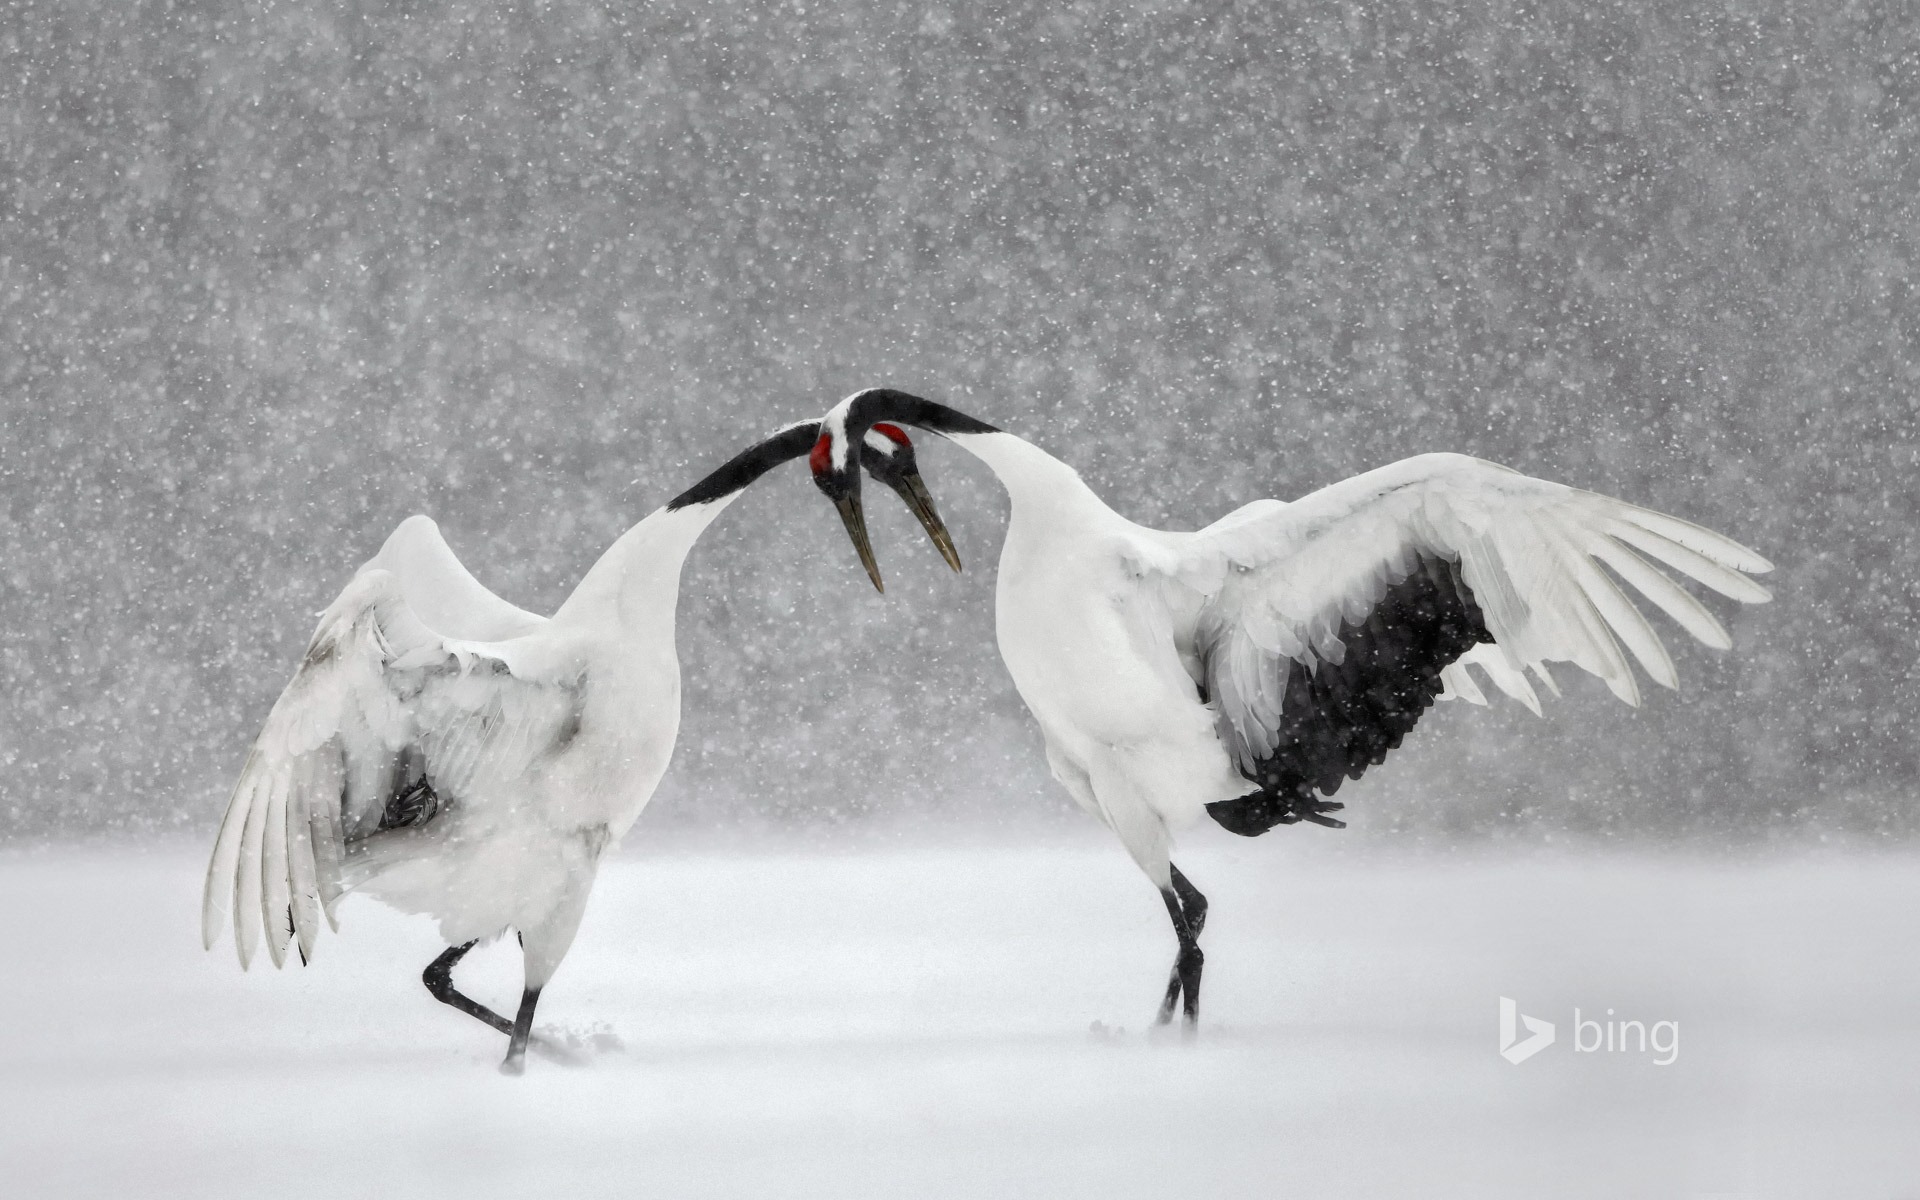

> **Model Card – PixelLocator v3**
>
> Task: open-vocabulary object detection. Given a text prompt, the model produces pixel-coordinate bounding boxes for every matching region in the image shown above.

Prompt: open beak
[832,494,885,593]
[887,471,962,572]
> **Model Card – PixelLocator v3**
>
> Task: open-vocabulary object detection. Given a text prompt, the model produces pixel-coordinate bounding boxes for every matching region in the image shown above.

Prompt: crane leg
[1153,863,1208,1031]
[501,986,543,1075]
[423,941,514,1037]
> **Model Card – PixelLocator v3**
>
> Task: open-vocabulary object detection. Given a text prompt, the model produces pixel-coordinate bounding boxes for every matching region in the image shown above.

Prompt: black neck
[665,421,821,511]
[844,390,1000,442]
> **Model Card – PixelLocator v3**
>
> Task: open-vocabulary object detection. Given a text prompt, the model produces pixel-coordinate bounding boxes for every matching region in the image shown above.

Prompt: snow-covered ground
[3,829,1916,1198]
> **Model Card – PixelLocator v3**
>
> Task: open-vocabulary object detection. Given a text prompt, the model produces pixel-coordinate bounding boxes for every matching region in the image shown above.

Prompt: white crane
[809,389,1773,1030]
[202,420,957,1072]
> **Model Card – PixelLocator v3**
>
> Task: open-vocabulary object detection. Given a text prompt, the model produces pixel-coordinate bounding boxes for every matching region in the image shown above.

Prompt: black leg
[423,941,514,1037]
[1152,863,1209,1031]
[1172,864,1208,939]
[500,986,542,1075]
[1155,888,1186,1026]
[1173,872,1206,1028]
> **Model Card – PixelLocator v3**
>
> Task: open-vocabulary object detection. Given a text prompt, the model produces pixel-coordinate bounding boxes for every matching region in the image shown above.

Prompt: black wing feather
[1207,554,1490,836]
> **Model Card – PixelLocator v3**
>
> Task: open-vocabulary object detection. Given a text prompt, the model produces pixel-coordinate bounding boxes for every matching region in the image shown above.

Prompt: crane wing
[201,566,585,970]
[1147,453,1771,815]
[366,515,546,641]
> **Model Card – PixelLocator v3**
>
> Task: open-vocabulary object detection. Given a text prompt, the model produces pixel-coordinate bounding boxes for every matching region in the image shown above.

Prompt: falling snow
[3,1,1914,839]
[2,2,1916,1195]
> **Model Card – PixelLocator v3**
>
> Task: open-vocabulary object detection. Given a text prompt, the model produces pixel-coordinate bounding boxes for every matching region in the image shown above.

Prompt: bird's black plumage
[844,389,1002,439]
[379,776,442,830]
[665,423,822,511]
[1207,554,1491,837]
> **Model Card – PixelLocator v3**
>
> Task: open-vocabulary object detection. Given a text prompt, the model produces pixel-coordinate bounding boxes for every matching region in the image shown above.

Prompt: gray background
[2,0,1914,839]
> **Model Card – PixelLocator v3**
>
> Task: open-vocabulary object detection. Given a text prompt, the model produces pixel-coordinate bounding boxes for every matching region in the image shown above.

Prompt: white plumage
[1163,452,1772,771]
[203,421,954,1071]
[814,390,1773,1029]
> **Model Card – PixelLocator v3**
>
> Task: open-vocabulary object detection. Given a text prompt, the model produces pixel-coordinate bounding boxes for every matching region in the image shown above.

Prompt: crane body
[810,389,1773,1028]
[204,421,956,1071]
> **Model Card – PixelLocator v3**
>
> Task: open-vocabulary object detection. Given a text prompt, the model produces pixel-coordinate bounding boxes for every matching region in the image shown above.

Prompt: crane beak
[886,471,962,573]
[832,494,885,593]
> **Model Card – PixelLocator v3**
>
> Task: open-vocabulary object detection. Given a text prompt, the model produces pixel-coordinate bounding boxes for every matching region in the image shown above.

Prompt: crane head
[812,388,998,593]
[857,423,963,575]
[811,416,961,593]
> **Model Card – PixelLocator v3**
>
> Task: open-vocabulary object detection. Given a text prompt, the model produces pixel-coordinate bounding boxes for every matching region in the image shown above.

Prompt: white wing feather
[1439,643,1544,714]
[1155,453,1771,775]
[366,515,545,641]
[201,562,582,970]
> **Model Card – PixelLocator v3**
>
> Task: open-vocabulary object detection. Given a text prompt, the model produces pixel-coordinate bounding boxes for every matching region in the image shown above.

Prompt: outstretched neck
[551,499,734,630]
[829,389,1113,525]
[941,429,1113,526]
[553,421,820,630]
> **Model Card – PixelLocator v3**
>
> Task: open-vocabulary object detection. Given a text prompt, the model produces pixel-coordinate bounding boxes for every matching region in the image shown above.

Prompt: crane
[809,389,1772,1030]
[202,419,956,1072]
